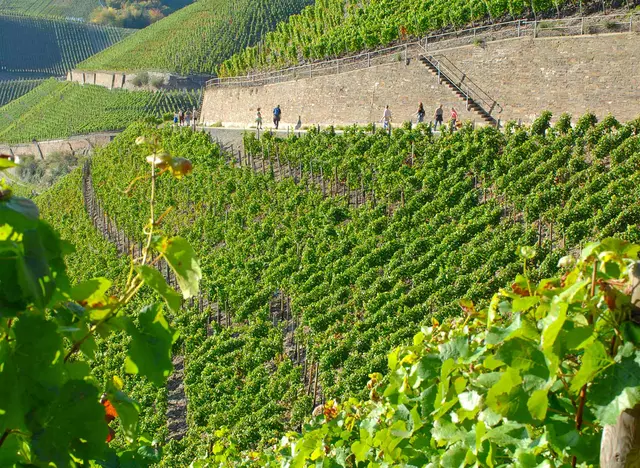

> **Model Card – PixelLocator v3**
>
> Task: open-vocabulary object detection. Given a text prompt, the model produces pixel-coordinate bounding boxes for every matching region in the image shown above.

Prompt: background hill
[0,0,100,20]
[77,0,316,75]
[0,14,132,78]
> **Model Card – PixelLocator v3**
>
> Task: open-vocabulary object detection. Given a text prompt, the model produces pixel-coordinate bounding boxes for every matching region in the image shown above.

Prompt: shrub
[131,72,150,87]
[150,76,165,89]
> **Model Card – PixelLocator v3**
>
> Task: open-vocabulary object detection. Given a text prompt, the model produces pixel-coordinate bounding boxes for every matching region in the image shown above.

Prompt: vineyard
[77,0,315,75]
[217,0,631,76]
[0,0,100,19]
[0,79,202,143]
[33,111,630,463]
[0,78,44,107]
[0,14,131,77]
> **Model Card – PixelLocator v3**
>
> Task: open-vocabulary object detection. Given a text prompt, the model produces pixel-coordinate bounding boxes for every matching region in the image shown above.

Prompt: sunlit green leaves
[124,303,179,386]
[155,236,201,299]
[135,265,182,312]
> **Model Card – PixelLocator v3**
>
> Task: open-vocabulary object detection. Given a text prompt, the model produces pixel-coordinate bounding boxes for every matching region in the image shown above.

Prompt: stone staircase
[418,54,501,126]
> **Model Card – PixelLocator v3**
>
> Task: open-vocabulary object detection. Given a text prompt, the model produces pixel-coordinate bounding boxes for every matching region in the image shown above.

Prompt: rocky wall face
[201,33,640,128]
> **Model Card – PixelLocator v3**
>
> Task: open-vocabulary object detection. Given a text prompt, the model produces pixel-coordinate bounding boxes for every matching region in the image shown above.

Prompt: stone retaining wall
[201,33,640,128]
[0,133,118,161]
[67,70,210,92]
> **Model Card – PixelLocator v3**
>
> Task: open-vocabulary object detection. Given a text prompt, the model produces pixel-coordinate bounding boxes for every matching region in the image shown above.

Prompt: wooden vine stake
[600,261,640,467]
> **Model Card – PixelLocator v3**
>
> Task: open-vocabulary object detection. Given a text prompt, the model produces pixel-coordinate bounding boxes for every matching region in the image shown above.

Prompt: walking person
[273,105,282,130]
[416,102,426,123]
[185,109,192,128]
[255,107,263,130]
[382,105,392,130]
[178,109,184,126]
[449,107,458,131]
[433,104,444,130]
[192,108,198,130]
[173,112,179,126]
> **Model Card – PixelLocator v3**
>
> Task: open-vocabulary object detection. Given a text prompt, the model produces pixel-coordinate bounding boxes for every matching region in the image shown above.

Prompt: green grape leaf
[495,338,547,378]
[135,265,182,313]
[156,237,201,299]
[527,389,549,421]
[0,158,16,170]
[30,380,107,466]
[541,301,567,350]
[124,303,179,386]
[590,351,640,425]
[16,229,54,311]
[106,380,141,444]
[350,440,371,462]
[70,278,112,307]
[570,340,612,393]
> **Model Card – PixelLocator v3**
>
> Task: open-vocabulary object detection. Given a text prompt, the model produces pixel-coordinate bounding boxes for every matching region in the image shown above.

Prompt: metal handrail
[425,53,503,115]
[206,12,639,90]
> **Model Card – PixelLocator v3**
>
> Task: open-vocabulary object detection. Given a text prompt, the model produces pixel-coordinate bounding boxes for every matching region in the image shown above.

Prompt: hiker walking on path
[185,110,192,128]
[433,104,444,130]
[178,109,184,126]
[382,105,392,130]
[273,105,282,129]
[192,108,198,130]
[449,107,458,131]
[256,108,263,130]
[416,102,426,123]
[173,112,179,126]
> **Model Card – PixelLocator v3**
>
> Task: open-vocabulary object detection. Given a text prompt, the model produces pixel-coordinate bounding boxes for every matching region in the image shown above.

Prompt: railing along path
[206,12,639,90]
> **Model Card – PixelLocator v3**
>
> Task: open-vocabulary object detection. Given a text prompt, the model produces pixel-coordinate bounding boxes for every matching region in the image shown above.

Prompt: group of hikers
[173,108,199,128]
[254,103,459,132]
[383,103,458,131]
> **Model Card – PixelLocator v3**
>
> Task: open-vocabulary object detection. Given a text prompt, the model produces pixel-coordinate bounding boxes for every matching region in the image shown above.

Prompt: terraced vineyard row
[78,0,315,75]
[0,0,100,19]
[0,78,44,107]
[83,112,639,458]
[0,79,202,143]
[0,14,131,76]
[219,0,603,76]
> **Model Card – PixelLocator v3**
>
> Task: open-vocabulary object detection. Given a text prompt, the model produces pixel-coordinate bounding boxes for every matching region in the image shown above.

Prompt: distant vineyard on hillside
[0,78,44,107]
[0,0,100,19]
[0,14,132,77]
[77,0,315,75]
[0,79,201,143]
[218,0,620,76]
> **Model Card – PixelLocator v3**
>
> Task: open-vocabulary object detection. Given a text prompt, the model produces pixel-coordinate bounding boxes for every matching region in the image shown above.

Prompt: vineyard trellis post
[600,261,640,466]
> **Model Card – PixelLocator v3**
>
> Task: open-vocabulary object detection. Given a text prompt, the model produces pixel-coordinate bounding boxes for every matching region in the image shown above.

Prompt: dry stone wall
[0,132,117,161]
[201,33,640,128]
[67,70,209,92]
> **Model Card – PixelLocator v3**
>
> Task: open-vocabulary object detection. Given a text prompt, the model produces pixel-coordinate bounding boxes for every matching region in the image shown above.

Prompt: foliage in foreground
[0,142,199,465]
[199,239,640,466]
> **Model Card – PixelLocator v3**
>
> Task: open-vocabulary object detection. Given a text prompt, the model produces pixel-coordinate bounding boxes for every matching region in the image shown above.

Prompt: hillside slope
[85,113,640,454]
[0,14,131,77]
[218,0,611,76]
[0,0,100,19]
[0,79,201,143]
[77,0,315,75]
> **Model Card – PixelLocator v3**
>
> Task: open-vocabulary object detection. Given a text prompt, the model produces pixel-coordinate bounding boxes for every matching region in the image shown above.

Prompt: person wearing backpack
[273,105,282,129]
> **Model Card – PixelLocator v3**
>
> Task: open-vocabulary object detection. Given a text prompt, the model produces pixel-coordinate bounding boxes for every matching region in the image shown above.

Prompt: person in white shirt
[382,105,392,130]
